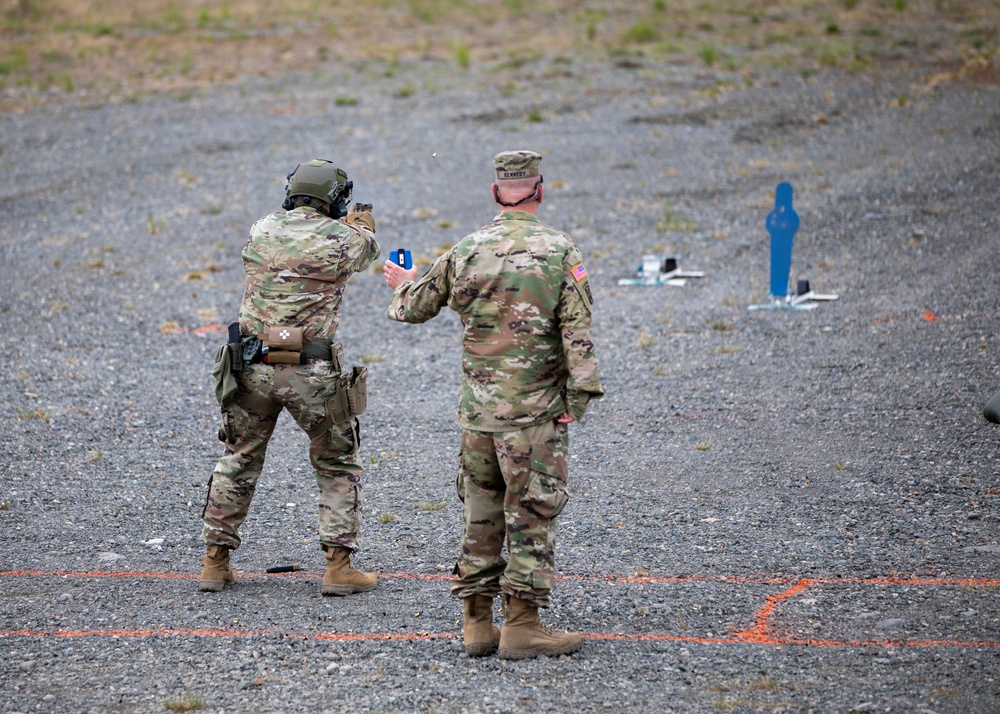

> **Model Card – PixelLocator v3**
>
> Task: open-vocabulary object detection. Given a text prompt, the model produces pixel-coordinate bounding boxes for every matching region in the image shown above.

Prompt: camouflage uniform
[202,204,380,552]
[387,151,602,607]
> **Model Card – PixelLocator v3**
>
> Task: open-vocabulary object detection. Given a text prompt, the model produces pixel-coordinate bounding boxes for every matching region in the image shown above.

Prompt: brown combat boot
[463,594,500,657]
[322,546,377,596]
[498,595,583,660]
[198,544,235,592]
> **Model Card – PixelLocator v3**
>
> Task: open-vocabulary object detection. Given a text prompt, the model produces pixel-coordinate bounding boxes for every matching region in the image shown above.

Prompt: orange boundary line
[2,571,997,649]
[1,628,996,648]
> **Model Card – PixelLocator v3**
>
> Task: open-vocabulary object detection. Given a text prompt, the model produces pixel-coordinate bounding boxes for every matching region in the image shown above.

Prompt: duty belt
[225,322,343,371]
[299,341,335,361]
[242,335,340,367]
[255,339,337,365]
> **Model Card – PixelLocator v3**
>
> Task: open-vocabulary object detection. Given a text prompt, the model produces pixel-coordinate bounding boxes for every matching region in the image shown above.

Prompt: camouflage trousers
[200,360,364,551]
[451,420,569,608]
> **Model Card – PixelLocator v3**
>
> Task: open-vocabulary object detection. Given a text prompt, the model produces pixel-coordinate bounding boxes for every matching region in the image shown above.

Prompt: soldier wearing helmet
[382,150,603,659]
[198,159,381,596]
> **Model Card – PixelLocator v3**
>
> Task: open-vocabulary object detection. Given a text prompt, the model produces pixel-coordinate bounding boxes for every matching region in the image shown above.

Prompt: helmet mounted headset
[282,159,353,218]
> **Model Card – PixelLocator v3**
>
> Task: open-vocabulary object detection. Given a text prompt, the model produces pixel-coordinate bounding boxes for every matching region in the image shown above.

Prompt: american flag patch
[572,263,588,282]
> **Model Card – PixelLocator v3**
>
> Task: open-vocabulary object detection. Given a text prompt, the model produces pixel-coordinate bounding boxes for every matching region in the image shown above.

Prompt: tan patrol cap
[493,150,542,180]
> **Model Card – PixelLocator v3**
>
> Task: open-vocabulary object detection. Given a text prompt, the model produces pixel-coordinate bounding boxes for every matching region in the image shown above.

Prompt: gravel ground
[1,54,999,713]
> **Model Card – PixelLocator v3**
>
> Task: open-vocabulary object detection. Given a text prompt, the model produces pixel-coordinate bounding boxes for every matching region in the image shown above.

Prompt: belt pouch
[265,350,304,365]
[262,325,304,365]
[212,344,238,406]
[263,325,304,351]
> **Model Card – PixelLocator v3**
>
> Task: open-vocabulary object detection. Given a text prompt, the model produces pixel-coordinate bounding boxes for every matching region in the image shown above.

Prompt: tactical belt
[254,338,337,365]
[225,322,342,370]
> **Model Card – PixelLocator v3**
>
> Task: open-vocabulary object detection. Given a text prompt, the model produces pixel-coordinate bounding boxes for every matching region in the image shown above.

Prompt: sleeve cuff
[565,392,591,421]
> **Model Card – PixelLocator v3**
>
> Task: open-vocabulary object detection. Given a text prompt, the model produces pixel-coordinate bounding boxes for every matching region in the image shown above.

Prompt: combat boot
[322,546,377,596]
[198,544,235,592]
[498,595,583,660]
[463,594,500,657]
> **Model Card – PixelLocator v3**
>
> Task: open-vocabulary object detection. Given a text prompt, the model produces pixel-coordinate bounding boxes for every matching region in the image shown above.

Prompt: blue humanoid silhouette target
[766,182,798,299]
[748,182,838,311]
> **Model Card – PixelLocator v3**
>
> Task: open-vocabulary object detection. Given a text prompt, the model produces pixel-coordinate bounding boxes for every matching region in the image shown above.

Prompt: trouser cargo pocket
[218,409,236,445]
[520,445,569,519]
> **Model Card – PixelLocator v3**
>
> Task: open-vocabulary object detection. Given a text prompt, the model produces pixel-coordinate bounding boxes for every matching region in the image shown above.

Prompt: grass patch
[0,49,28,76]
[148,214,166,235]
[416,498,448,511]
[655,206,695,232]
[623,20,660,44]
[16,407,48,421]
[700,43,718,66]
[0,1,994,112]
[164,696,206,713]
[455,43,470,69]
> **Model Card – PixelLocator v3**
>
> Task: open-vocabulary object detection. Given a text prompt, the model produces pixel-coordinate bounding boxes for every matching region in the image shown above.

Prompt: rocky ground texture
[1,48,999,713]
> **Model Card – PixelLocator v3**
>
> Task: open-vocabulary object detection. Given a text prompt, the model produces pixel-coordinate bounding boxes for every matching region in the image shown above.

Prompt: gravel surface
[1,54,999,713]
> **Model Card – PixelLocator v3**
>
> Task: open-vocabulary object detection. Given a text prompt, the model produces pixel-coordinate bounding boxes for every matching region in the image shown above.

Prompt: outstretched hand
[383,260,419,290]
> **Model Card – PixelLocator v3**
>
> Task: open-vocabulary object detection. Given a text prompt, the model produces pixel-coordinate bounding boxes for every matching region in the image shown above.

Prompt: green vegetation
[623,20,660,44]
[0,49,28,75]
[164,696,206,713]
[0,1,995,111]
[16,407,47,420]
[655,206,695,232]
[455,43,470,69]
[148,214,166,235]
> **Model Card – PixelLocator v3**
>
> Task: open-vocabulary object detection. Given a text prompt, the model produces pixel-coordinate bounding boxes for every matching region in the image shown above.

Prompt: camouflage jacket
[388,209,603,431]
[238,206,379,341]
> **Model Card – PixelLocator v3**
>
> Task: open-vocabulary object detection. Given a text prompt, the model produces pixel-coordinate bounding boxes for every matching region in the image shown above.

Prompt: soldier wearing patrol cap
[383,150,603,659]
[199,159,381,597]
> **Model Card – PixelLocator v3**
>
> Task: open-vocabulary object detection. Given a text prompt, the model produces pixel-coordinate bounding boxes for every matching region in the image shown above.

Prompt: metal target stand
[617,255,705,287]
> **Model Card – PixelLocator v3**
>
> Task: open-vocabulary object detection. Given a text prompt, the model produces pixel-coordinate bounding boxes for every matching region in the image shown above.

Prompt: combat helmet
[283,159,353,218]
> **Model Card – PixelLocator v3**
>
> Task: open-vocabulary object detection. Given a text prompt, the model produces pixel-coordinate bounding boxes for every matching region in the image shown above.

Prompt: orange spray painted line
[731,578,817,644]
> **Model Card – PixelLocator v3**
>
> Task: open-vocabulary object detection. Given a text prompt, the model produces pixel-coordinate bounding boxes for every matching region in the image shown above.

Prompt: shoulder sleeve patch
[571,263,588,282]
